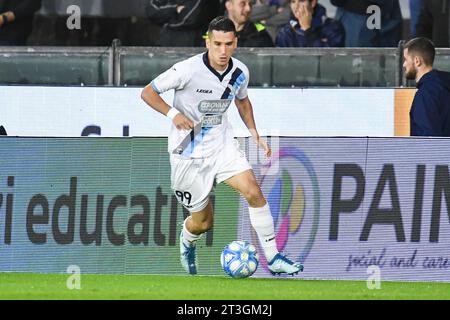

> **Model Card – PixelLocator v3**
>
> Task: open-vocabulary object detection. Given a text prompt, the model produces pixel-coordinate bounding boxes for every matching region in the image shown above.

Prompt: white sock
[248,203,278,262]
[182,217,202,247]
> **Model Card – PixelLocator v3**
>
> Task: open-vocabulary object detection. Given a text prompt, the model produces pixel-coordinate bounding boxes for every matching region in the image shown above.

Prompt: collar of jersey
[203,52,234,82]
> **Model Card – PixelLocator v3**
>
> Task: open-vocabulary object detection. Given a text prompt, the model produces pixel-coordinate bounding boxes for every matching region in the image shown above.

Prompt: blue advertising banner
[242,137,450,282]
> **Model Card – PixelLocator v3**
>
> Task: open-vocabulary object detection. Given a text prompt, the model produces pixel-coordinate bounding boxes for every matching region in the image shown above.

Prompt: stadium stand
[0,0,449,87]
[1,44,449,87]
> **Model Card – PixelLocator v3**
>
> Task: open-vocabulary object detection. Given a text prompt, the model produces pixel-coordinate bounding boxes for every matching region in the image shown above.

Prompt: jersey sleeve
[235,65,250,100]
[150,61,191,94]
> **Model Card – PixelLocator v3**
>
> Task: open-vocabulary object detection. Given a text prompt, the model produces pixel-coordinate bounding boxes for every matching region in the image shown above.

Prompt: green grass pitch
[1,273,450,300]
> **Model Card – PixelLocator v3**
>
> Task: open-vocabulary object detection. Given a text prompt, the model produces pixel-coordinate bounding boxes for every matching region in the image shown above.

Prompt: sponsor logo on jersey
[196,89,213,94]
[198,100,231,114]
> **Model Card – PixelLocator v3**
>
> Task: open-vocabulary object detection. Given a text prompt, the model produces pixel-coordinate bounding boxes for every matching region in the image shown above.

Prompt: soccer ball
[220,240,259,278]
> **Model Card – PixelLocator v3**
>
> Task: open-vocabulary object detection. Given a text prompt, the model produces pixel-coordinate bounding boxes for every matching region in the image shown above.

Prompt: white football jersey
[150,52,250,158]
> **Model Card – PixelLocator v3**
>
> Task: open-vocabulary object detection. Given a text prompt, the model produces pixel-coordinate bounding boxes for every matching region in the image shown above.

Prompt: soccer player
[141,16,304,276]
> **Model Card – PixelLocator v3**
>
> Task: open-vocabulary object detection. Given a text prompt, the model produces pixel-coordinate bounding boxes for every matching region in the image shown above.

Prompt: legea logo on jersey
[196,89,213,94]
[253,147,320,273]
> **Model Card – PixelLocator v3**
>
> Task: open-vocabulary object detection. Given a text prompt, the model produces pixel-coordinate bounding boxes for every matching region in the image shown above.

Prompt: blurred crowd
[0,0,449,47]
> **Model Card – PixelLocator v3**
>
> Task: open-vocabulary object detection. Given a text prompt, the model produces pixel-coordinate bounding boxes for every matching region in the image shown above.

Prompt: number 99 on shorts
[174,190,192,207]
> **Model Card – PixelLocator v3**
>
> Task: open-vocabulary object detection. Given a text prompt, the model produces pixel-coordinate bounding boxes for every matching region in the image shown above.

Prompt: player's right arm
[141,85,193,130]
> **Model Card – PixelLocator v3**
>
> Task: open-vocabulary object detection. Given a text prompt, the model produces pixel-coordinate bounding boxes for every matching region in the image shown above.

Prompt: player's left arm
[234,96,271,158]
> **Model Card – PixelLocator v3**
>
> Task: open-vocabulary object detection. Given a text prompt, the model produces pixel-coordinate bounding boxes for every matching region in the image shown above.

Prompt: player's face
[403,49,417,80]
[206,30,237,70]
[226,0,252,25]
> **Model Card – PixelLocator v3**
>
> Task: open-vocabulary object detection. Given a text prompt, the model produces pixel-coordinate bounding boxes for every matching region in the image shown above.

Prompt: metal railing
[1,40,450,87]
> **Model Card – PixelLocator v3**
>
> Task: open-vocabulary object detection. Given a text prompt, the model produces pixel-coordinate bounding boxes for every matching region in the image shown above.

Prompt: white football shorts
[170,139,252,212]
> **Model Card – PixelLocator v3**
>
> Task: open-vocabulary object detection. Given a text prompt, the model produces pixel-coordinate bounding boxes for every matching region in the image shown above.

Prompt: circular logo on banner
[253,147,320,273]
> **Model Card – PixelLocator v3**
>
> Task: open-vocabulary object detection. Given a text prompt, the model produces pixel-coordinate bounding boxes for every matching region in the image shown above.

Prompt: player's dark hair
[207,16,237,37]
[404,37,436,66]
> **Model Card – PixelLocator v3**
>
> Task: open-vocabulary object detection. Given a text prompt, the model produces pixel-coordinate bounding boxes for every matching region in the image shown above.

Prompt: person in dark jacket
[409,0,423,37]
[330,0,402,47]
[225,0,274,47]
[0,125,6,135]
[276,0,344,47]
[0,0,42,45]
[403,37,450,136]
[146,0,222,47]
[416,0,450,47]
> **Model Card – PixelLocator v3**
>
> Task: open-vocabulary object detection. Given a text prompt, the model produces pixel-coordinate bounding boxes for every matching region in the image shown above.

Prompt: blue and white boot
[268,253,304,276]
[179,231,198,275]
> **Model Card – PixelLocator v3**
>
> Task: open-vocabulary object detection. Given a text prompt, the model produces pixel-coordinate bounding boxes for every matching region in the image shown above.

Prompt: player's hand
[254,135,272,159]
[172,113,194,131]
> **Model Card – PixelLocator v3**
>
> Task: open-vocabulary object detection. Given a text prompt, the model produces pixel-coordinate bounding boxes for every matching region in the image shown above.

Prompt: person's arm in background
[259,28,275,47]
[0,0,42,27]
[409,0,423,37]
[415,1,433,40]
[275,26,291,47]
[165,0,220,29]
[319,19,345,47]
[251,22,275,47]
[146,0,178,25]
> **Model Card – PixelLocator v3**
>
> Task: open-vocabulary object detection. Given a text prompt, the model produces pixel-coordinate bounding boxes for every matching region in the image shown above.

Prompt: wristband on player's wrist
[166,108,180,120]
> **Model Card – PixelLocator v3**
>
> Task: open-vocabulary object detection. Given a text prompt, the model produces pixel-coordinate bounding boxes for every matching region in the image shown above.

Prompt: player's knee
[243,187,264,207]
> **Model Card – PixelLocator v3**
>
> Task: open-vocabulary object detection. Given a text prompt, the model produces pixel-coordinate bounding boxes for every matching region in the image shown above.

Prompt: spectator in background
[146,0,222,47]
[276,0,344,47]
[0,0,42,45]
[330,0,402,47]
[403,37,450,136]
[416,0,450,47]
[0,126,6,135]
[409,0,422,37]
[225,0,274,47]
